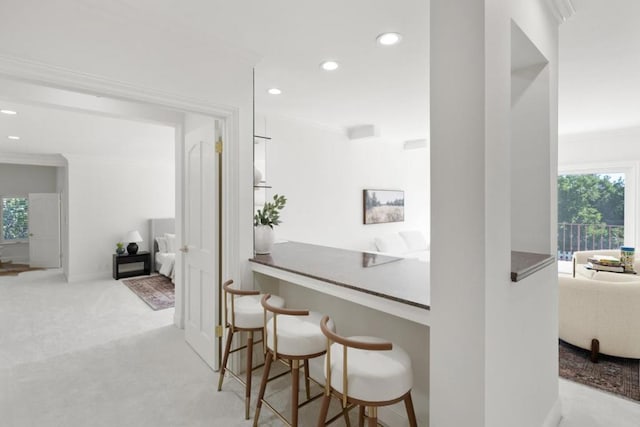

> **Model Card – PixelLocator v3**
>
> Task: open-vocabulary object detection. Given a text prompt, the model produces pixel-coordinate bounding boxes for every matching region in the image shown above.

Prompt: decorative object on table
[254,166,263,186]
[124,230,143,255]
[115,242,125,255]
[620,246,635,272]
[585,254,624,273]
[363,189,404,224]
[254,194,286,254]
[121,274,174,310]
[559,340,639,401]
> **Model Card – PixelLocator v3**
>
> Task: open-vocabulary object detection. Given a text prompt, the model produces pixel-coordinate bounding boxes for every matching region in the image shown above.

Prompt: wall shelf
[510,251,555,282]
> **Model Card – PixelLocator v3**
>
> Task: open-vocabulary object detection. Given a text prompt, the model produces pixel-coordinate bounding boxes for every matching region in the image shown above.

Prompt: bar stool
[253,294,336,427]
[217,280,285,419]
[316,315,418,427]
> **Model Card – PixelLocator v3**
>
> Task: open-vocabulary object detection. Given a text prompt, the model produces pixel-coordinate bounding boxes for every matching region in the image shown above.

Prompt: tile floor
[1,269,638,426]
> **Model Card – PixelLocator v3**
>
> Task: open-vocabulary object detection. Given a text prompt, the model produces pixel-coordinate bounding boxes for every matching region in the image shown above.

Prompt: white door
[28,193,61,268]
[183,114,220,370]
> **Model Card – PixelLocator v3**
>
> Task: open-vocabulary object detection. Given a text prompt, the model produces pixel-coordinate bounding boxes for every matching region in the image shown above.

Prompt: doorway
[0,73,236,371]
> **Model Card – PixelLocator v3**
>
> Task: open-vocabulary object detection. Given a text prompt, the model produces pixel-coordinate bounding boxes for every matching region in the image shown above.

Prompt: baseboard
[542,397,563,427]
[378,405,411,427]
[67,270,111,283]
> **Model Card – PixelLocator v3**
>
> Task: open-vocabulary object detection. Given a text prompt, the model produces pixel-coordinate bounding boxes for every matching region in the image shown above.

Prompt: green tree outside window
[2,197,29,241]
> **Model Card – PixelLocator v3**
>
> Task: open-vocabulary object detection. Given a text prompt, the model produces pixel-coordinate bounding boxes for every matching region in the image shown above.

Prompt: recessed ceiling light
[320,61,339,71]
[376,32,402,46]
[0,109,17,115]
[267,88,282,95]
[7,135,20,140]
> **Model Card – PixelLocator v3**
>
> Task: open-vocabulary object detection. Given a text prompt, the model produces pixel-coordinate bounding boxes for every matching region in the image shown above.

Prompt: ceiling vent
[403,139,428,150]
[346,124,379,141]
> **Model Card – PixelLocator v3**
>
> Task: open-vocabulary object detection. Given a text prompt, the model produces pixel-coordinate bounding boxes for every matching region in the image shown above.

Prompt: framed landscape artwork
[363,189,405,224]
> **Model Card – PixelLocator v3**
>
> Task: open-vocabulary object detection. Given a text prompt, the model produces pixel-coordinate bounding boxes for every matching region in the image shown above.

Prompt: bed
[149,218,176,279]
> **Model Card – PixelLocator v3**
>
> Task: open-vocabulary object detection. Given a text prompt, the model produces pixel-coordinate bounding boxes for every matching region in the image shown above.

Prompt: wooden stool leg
[342,405,352,427]
[217,328,234,391]
[591,338,600,363]
[358,406,365,427]
[245,331,254,420]
[291,359,300,427]
[304,359,311,400]
[367,407,377,427]
[404,393,418,427]
[253,351,273,427]
[316,393,331,427]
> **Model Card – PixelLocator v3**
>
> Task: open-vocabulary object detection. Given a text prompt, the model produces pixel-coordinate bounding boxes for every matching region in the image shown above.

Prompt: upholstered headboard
[149,218,175,271]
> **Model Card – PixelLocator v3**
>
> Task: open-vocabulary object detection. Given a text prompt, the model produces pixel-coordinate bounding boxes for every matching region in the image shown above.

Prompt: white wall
[0,0,256,287]
[0,163,59,263]
[430,1,560,426]
[257,114,429,251]
[65,154,175,281]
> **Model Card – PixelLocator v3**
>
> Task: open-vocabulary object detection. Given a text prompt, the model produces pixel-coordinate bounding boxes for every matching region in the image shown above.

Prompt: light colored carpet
[0,269,354,427]
[2,270,640,426]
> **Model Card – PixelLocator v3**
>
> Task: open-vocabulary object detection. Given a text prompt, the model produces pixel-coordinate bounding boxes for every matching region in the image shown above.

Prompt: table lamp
[124,230,143,255]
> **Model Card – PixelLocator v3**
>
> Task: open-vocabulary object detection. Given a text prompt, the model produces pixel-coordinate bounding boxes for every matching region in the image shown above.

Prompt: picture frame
[363,189,405,225]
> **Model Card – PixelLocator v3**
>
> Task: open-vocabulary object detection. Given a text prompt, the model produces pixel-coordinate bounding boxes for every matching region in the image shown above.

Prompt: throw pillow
[374,234,409,254]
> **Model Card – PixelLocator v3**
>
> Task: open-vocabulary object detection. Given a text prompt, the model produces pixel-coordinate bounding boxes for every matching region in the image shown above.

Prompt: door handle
[29,233,34,237]
[179,245,189,253]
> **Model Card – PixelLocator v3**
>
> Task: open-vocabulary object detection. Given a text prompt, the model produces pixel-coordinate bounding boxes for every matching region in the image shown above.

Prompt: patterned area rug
[0,262,44,277]
[559,340,640,401]
[122,275,175,311]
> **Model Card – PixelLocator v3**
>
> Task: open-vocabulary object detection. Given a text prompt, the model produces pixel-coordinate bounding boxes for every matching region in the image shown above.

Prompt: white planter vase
[254,166,263,186]
[254,225,275,254]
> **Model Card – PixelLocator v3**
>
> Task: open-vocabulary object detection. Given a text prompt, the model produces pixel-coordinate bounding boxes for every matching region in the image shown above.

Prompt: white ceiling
[0,99,174,161]
[110,0,640,139]
[559,0,640,135]
[0,0,637,158]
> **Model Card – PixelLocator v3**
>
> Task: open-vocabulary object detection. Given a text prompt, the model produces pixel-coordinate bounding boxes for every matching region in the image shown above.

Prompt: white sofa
[372,230,429,262]
[560,249,640,359]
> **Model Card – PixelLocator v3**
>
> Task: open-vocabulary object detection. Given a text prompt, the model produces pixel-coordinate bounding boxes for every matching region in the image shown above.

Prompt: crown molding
[0,54,237,119]
[0,152,67,167]
[545,0,576,24]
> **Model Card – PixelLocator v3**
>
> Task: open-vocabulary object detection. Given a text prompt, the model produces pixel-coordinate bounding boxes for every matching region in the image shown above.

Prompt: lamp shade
[124,230,143,243]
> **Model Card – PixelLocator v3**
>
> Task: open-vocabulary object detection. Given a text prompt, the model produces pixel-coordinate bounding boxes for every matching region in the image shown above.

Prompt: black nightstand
[113,251,151,280]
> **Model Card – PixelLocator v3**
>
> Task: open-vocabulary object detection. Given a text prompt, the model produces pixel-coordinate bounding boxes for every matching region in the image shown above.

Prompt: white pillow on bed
[156,236,169,253]
[164,233,177,253]
[399,230,429,252]
[374,234,409,254]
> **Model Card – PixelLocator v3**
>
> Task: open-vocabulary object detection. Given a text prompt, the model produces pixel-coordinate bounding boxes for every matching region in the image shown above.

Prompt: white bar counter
[250,241,430,425]
[249,241,431,326]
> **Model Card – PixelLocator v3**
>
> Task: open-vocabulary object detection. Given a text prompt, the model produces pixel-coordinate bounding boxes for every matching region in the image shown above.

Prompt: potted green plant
[115,242,125,255]
[254,194,286,254]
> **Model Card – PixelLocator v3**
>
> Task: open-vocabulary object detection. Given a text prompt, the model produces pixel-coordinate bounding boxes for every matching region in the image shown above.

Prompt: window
[557,173,625,261]
[1,197,29,241]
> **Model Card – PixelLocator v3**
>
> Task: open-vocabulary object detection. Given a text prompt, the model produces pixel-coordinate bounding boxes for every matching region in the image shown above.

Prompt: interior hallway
[0,270,638,426]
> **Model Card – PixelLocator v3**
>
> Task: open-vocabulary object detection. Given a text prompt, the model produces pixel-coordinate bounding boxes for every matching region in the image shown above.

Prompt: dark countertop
[250,241,430,310]
[511,251,555,282]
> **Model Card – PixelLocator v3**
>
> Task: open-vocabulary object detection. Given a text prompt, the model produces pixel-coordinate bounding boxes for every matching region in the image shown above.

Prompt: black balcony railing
[557,222,624,261]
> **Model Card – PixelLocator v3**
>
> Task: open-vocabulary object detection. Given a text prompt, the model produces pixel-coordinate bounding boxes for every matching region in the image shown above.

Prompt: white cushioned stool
[217,280,285,419]
[317,316,418,427]
[253,294,336,427]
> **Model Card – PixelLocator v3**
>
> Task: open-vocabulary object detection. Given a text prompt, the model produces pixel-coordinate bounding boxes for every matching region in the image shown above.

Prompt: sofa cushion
[399,230,429,252]
[374,234,409,254]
